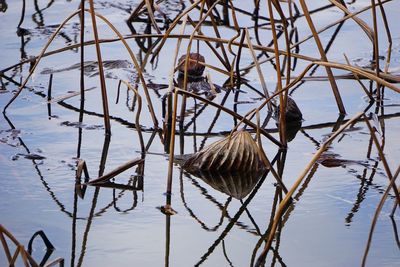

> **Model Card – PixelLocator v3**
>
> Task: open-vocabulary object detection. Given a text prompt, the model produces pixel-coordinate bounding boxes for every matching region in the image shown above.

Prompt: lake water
[1,0,399,266]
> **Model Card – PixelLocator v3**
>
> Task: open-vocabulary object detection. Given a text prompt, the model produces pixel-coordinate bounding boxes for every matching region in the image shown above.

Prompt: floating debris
[0,129,21,147]
[60,121,104,130]
[12,153,46,161]
[147,82,169,91]
[158,205,178,215]
[318,152,369,168]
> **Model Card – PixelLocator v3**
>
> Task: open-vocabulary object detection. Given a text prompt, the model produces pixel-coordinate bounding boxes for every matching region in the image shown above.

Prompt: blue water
[1,1,399,266]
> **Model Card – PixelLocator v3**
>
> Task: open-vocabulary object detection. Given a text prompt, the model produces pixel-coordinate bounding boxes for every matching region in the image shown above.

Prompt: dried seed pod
[178,53,205,79]
[182,130,266,173]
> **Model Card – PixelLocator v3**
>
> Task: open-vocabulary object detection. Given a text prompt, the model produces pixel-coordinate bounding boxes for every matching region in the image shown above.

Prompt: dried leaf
[182,130,266,173]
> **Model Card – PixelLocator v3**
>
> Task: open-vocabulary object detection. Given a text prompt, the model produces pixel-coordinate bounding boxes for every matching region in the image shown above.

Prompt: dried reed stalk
[178,1,215,126]
[179,0,221,128]
[314,61,400,93]
[88,0,111,135]
[267,0,287,146]
[185,16,233,76]
[329,0,374,41]
[1,224,63,267]
[168,16,188,92]
[165,72,180,208]
[120,80,145,154]
[79,0,86,127]
[364,116,400,201]
[144,0,162,33]
[204,0,231,72]
[254,112,364,265]
[76,159,90,199]
[244,28,271,107]
[88,158,144,184]
[376,0,392,73]
[3,10,81,112]
[163,13,192,210]
[226,0,241,85]
[343,54,373,101]
[151,0,204,60]
[88,10,162,140]
[361,164,400,267]
[370,0,381,92]
[298,0,346,115]
[175,88,282,147]
[3,0,394,77]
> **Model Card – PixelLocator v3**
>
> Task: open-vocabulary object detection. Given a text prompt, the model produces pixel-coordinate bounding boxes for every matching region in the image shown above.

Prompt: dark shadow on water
[184,169,265,200]
[194,152,281,266]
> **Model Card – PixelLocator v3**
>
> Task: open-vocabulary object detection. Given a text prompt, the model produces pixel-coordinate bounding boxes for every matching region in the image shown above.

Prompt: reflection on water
[184,169,264,200]
[1,0,400,267]
[41,60,135,79]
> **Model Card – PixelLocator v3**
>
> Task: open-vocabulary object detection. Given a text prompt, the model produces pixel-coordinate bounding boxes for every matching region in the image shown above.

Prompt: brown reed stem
[361,164,400,267]
[267,0,287,146]
[376,0,392,73]
[176,88,282,147]
[88,158,144,184]
[244,28,271,108]
[329,0,373,41]
[179,0,222,127]
[144,0,162,34]
[165,84,180,208]
[371,0,381,100]
[88,9,162,138]
[205,0,231,72]
[3,10,81,113]
[255,112,364,265]
[88,0,111,135]
[120,80,145,155]
[79,0,86,124]
[151,0,204,61]
[299,0,346,115]
[363,116,400,202]
[343,54,374,101]
[227,0,241,86]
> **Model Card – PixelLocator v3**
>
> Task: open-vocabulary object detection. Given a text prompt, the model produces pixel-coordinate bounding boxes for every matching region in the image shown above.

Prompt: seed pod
[178,53,205,78]
[182,130,266,173]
